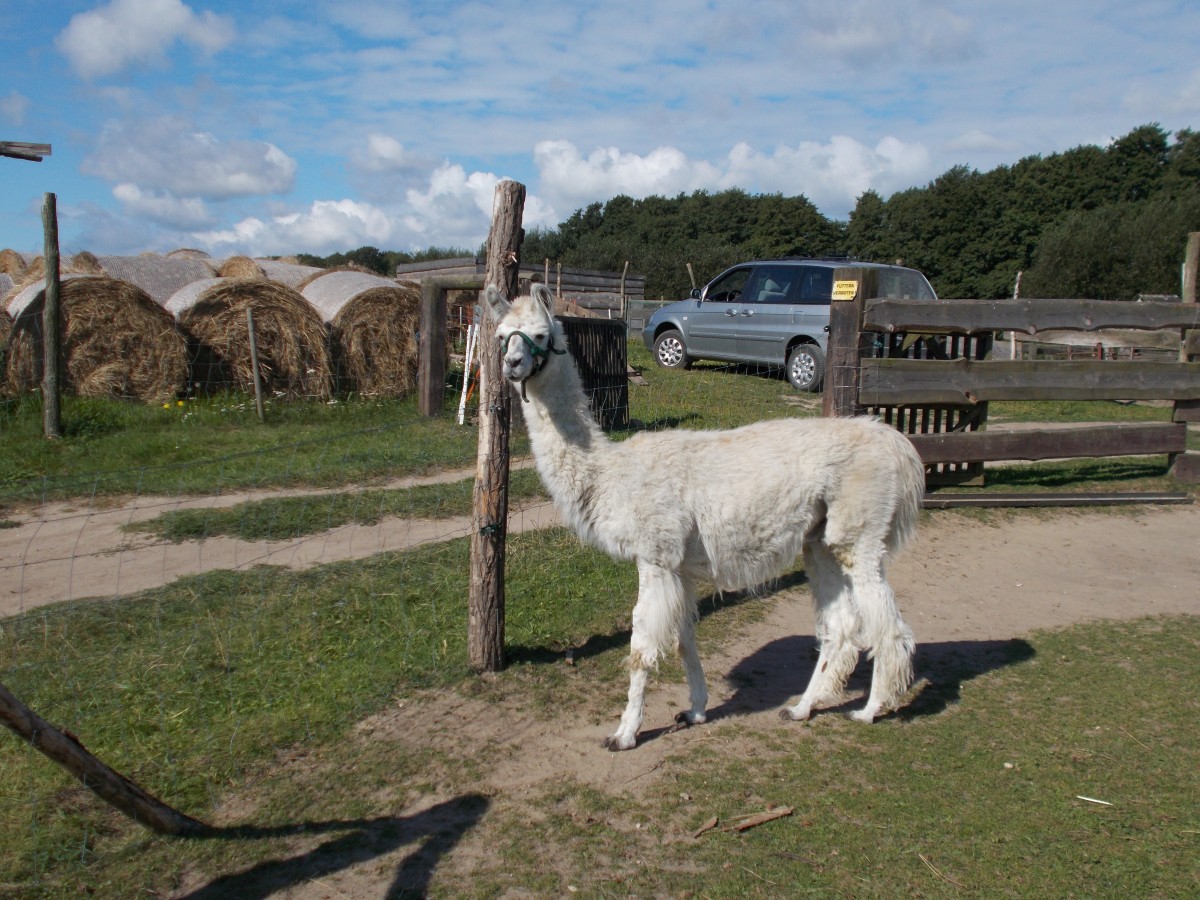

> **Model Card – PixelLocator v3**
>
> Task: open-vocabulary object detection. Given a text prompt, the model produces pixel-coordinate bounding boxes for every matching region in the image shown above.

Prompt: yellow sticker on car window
[832,280,858,301]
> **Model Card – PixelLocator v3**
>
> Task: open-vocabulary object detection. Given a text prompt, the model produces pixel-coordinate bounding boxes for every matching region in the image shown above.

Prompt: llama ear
[529,283,554,314]
[483,284,511,321]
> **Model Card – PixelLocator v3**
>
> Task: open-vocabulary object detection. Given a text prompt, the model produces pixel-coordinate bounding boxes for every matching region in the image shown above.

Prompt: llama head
[485,282,567,392]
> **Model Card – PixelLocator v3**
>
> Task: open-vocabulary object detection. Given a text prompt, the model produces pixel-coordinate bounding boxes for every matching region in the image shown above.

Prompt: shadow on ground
[707,635,1036,723]
[178,793,488,900]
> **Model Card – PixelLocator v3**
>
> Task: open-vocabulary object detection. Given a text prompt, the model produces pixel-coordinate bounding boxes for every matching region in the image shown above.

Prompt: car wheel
[653,330,691,369]
[786,344,825,392]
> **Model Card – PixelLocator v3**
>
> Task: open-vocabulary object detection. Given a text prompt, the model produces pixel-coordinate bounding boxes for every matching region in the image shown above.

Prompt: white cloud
[195,199,396,256]
[534,140,721,209]
[352,134,419,174]
[532,137,931,220]
[112,183,212,228]
[83,118,296,200]
[0,90,30,126]
[56,0,234,79]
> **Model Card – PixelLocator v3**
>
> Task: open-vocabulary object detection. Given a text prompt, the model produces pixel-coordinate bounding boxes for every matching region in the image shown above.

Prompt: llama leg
[674,577,707,726]
[846,551,915,723]
[781,540,860,722]
[603,562,686,751]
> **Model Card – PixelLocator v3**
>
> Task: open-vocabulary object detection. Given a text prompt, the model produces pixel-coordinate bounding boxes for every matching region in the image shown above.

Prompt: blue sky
[3,0,1199,258]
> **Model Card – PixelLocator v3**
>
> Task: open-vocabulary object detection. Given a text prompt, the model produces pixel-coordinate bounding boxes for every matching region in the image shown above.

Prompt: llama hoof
[779,704,811,722]
[674,710,706,727]
[848,707,878,724]
[601,733,636,752]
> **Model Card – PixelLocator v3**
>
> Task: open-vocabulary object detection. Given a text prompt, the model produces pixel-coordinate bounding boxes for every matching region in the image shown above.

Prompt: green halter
[505,329,567,401]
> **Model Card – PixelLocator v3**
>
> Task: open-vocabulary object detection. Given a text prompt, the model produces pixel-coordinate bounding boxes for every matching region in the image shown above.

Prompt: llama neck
[518,354,609,505]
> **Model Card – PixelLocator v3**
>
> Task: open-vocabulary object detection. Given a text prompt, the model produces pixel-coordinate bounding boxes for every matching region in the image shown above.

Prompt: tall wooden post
[418,280,448,415]
[41,193,62,439]
[468,180,525,672]
[822,267,876,418]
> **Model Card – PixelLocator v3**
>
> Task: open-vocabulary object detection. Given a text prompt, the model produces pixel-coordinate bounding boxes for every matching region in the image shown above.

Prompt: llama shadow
[177,793,488,900]
[506,571,808,668]
[706,636,1035,723]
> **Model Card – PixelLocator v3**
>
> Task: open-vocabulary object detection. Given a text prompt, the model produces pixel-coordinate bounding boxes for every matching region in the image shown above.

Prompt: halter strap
[504,329,567,401]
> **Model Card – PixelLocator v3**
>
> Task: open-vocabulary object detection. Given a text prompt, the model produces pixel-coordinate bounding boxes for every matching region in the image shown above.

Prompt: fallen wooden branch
[0,680,211,836]
[723,805,794,833]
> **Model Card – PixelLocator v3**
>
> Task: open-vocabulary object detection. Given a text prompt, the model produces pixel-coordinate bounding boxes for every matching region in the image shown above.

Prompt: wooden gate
[824,266,1200,484]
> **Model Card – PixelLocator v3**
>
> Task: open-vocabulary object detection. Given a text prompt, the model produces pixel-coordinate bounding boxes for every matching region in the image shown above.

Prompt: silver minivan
[641,258,937,391]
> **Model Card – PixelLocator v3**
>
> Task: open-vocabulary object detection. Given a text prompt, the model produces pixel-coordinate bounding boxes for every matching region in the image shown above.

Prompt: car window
[744,265,798,304]
[703,267,753,302]
[795,266,834,304]
[879,269,937,300]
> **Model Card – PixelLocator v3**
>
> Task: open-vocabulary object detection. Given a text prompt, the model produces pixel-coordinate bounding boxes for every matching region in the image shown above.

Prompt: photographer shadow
[179,793,488,900]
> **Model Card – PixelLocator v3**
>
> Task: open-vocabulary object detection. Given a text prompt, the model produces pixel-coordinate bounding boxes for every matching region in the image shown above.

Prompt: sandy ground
[4,480,1198,897]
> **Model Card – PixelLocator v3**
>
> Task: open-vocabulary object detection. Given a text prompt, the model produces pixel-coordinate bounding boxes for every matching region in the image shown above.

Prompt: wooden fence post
[245,307,265,423]
[468,180,525,672]
[418,280,448,415]
[41,193,62,439]
[822,267,877,418]
[1170,231,1200,480]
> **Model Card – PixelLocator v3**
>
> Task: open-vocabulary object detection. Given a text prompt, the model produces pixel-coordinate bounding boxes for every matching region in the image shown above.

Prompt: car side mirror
[690,287,701,300]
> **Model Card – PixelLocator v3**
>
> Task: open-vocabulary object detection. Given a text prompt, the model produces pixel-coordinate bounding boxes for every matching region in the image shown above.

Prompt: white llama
[485,283,925,751]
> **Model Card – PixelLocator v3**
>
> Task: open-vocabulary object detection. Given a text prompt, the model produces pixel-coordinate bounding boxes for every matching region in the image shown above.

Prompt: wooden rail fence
[824,267,1200,483]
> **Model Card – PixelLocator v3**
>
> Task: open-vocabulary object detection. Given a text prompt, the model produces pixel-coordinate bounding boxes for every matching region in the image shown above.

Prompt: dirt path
[0,463,542,618]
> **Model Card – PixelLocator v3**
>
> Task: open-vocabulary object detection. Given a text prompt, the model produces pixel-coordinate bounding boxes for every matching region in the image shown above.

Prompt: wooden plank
[864,298,1200,334]
[922,491,1192,509]
[907,423,1187,465]
[861,358,1200,404]
[1169,452,1200,482]
[0,140,51,161]
[1008,328,1183,351]
[1174,398,1200,422]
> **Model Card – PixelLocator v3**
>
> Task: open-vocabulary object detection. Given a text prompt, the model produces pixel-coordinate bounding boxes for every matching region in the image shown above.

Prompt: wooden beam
[864,298,1200,335]
[861,358,1200,404]
[0,140,52,161]
[907,423,1187,465]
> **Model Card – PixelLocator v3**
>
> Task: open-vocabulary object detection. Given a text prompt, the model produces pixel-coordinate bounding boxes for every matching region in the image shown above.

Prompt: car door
[735,264,800,364]
[687,266,752,359]
[790,265,835,347]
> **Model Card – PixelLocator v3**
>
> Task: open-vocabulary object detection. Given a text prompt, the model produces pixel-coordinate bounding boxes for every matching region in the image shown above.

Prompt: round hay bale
[257,258,324,288]
[4,276,187,403]
[0,273,14,305]
[168,278,332,400]
[216,255,266,280]
[67,251,104,274]
[17,255,44,286]
[97,254,217,304]
[301,270,421,398]
[1,248,27,276]
[167,248,211,260]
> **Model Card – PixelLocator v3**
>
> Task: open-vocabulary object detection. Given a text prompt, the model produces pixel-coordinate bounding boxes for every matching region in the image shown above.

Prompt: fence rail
[825,265,1200,483]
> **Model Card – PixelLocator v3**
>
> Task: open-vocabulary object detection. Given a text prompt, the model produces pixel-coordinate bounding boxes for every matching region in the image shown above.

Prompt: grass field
[1,340,1197,895]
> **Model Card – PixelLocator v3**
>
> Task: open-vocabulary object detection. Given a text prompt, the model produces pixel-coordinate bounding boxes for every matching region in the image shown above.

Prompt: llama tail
[884,427,926,557]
